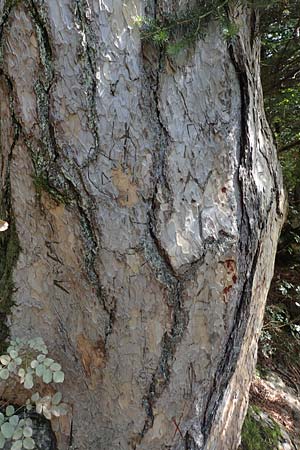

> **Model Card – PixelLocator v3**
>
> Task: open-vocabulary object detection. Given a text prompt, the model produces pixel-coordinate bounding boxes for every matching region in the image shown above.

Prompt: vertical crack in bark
[0,1,24,352]
[74,0,99,149]
[66,176,116,342]
[0,73,21,352]
[1,1,114,342]
[72,0,117,339]
[185,431,199,450]
[73,1,107,193]
[140,280,188,439]
[200,35,257,447]
[25,0,67,198]
[138,3,190,442]
[0,0,18,51]
[200,10,280,445]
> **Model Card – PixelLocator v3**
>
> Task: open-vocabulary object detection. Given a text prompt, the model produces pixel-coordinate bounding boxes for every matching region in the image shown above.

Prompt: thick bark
[0,1,285,449]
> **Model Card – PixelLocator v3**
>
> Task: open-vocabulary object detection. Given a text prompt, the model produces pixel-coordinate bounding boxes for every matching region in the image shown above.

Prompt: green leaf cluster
[0,337,67,450]
[0,412,35,450]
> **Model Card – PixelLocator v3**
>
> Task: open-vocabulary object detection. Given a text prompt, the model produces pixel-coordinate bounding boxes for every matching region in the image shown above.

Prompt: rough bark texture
[0,1,285,449]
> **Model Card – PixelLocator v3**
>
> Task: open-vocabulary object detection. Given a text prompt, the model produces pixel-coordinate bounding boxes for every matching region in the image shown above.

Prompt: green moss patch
[240,405,282,450]
[33,173,71,205]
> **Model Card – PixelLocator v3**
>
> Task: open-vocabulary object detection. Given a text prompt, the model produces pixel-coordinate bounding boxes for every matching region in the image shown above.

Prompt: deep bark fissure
[67,1,119,340]
[140,280,189,439]
[0,72,21,350]
[139,4,192,438]
[201,26,261,445]
[185,431,199,450]
[74,0,109,196]
[201,13,283,443]
[25,0,70,201]
[1,1,114,344]
[0,1,25,350]
[0,0,18,50]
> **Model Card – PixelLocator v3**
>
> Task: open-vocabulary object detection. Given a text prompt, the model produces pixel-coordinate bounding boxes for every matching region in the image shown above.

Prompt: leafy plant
[0,337,67,450]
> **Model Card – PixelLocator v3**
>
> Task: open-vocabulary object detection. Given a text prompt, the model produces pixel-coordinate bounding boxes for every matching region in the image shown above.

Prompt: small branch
[139,0,229,41]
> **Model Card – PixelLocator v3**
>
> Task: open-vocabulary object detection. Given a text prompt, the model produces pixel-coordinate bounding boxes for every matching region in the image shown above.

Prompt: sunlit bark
[0,1,285,449]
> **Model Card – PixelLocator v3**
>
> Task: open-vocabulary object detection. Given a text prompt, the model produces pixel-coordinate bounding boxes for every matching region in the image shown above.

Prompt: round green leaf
[50,363,61,372]
[43,358,54,367]
[42,369,52,384]
[0,355,10,365]
[1,422,15,439]
[23,426,33,438]
[35,364,44,377]
[15,357,22,366]
[18,368,25,378]
[0,433,4,449]
[25,419,32,427]
[23,437,35,449]
[37,354,45,363]
[0,369,9,380]
[52,391,62,405]
[9,350,18,359]
[8,361,17,372]
[30,360,38,369]
[9,415,19,427]
[36,403,42,414]
[24,373,33,390]
[57,403,68,415]
[50,406,61,417]
[13,427,23,440]
[42,408,51,420]
[31,392,40,402]
[18,419,25,427]
[6,405,15,417]
[12,440,22,450]
[53,371,64,383]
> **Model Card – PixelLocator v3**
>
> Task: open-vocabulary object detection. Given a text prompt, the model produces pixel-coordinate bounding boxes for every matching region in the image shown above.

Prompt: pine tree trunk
[0,1,285,449]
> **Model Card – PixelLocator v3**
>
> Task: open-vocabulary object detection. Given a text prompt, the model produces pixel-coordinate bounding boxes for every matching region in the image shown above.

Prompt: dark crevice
[1,1,113,343]
[201,238,262,442]
[25,0,62,185]
[200,17,273,445]
[70,4,117,338]
[0,1,23,349]
[28,1,114,339]
[26,0,53,88]
[148,204,179,281]
[140,283,188,438]
[74,0,99,143]
[62,173,115,342]
[74,0,106,196]
[0,72,21,351]
[138,2,190,443]
[185,431,200,450]
[0,0,19,49]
